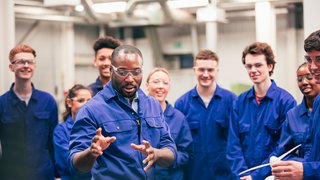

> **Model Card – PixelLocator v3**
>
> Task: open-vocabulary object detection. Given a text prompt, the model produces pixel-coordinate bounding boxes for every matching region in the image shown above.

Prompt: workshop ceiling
[14,0,303,27]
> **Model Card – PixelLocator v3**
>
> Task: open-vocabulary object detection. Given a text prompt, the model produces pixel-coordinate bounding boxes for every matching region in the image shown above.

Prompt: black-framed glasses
[111,64,142,77]
[297,74,313,82]
[304,55,320,66]
[71,98,91,103]
[12,59,36,66]
[244,63,264,70]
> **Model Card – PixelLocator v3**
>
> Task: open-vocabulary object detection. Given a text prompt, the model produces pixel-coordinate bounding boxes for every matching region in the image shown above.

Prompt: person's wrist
[153,148,160,162]
[87,147,99,158]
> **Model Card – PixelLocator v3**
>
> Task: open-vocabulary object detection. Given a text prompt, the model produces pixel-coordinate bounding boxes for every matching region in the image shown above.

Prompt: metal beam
[81,0,97,23]
[15,13,86,23]
[14,0,43,7]
[145,27,164,67]
[17,20,40,44]
[158,0,174,23]
[218,0,302,11]
[126,0,167,15]
[14,5,63,15]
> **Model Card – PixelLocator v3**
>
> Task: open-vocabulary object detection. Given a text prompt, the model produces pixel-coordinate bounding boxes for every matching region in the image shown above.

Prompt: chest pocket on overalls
[103,120,135,135]
[265,123,281,143]
[144,117,164,147]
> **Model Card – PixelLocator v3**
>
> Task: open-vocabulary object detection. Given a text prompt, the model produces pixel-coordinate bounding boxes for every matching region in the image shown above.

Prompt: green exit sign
[173,41,182,49]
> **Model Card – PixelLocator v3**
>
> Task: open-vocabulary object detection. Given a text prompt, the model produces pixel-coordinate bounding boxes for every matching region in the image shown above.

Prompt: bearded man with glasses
[68,45,176,179]
[0,44,58,180]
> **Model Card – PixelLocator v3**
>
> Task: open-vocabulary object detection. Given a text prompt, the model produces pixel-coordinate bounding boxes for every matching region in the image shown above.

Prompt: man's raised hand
[131,140,158,171]
[90,128,116,157]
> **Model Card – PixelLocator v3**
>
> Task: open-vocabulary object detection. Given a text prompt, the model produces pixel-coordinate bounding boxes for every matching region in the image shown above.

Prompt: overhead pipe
[81,0,97,23]
[126,0,196,25]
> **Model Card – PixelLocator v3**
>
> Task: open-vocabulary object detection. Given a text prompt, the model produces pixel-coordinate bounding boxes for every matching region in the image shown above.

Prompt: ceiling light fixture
[92,2,127,14]
[75,5,84,12]
[196,4,226,22]
[167,0,209,9]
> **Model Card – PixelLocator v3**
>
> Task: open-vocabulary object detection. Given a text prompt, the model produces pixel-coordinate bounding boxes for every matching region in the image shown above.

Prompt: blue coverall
[69,82,177,180]
[53,116,91,180]
[88,77,104,96]
[0,83,58,180]
[303,95,320,179]
[251,97,311,178]
[227,81,296,179]
[175,84,237,180]
[154,102,193,180]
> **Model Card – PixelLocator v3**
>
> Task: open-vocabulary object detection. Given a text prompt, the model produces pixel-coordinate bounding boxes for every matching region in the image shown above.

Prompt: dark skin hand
[131,140,174,171]
[90,128,117,156]
[73,128,174,172]
[72,128,116,172]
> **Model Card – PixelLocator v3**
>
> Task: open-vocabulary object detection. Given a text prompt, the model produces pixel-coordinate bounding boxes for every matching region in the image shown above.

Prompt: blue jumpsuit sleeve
[227,100,249,178]
[174,99,183,113]
[303,162,320,179]
[53,124,70,177]
[49,101,59,133]
[304,134,312,162]
[280,97,296,123]
[0,97,2,159]
[0,96,2,116]
[68,109,98,175]
[302,98,320,179]
[159,114,178,167]
[304,99,319,162]
[50,101,59,176]
[250,116,292,179]
[174,117,193,167]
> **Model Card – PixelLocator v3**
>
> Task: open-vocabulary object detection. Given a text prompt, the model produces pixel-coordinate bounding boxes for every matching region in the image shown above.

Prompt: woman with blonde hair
[146,67,193,180]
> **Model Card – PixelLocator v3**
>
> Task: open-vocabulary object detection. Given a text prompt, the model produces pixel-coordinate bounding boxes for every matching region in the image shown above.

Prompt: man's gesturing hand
[90,128,116,157]
[131,140,158,171]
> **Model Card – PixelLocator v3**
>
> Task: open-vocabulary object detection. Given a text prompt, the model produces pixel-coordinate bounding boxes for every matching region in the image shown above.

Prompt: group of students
[1,29,320,180]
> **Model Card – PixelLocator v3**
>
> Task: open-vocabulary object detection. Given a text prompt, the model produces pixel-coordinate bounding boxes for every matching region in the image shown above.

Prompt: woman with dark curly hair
[53,84,92,180]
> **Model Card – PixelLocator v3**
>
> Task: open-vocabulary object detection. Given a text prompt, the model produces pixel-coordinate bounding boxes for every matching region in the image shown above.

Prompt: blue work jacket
[227,80,296,179]
[0,83,58,180]
[69,82,177,180]
[53,116,91,180]
[154,102,193,180]
[88,77,103,96]
[175,84,237,180]
[251,97,311,179]
[303,95,320,179]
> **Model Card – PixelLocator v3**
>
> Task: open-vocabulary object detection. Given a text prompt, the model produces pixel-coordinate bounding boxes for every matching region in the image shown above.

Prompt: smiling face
[67,89,92,119]
[306,50,320,84]
[297,64,320,99]
[94,48,114,81]
[146,70,170,104]
[193,59,219,88]
[244,54,273,85]
[9,52,36,81]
